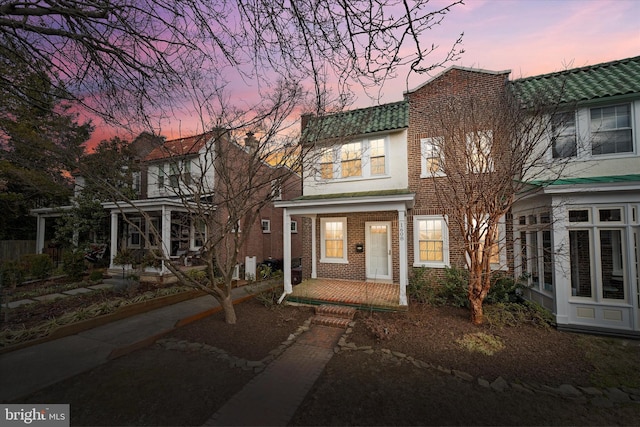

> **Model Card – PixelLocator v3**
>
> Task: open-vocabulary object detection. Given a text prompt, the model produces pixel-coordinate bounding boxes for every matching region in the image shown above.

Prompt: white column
[398,209,408,306]
[283,209,292,294]
[109,211,119,268]
[551,197,569,325]
[161,207,172,273]
[36,215,46,254]
[310,215,317,279]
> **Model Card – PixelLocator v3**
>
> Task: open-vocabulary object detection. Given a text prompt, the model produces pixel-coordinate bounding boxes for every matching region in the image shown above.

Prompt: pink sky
[89,0,640,146]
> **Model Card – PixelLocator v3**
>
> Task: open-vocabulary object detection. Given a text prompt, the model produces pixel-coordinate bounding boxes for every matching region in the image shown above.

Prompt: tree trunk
[220,293,237,324]
[469,295,484,325]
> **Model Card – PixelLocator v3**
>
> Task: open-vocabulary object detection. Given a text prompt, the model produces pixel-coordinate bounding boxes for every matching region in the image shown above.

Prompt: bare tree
[417,71,571,324]
[0,0,464,128]
[13,0,466,323]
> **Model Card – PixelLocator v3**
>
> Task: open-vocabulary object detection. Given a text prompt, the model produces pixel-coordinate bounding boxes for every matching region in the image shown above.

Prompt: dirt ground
[14,296,640,426]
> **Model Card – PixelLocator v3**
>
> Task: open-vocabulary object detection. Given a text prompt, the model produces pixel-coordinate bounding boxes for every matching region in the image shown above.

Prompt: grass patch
[456,332,505,356]
[576,335,640,388]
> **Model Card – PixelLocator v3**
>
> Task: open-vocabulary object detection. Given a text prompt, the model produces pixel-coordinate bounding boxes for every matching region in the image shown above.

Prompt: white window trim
[420,137,445,178]
[261,219,271,234]
[291,220,298,233]
[320,217,348,264]
[465,214,507,271]
[413,215,449,268]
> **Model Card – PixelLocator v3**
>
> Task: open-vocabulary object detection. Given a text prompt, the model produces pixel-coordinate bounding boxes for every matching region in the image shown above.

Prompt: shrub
[486,272,525,304]
[62,250,86,280]
[441,266,469,307]
[408,267,446,305]
[254,285,284,308]
[484,300,555,329]
[88,270,104,282]
[20,254,54,280]
[0,261,25,289]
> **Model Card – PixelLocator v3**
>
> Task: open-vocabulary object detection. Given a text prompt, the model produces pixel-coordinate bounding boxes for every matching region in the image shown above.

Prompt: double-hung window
[552,111,577,158]
[590,104,633,155]
[320,148,334,180]
[466,130,494,173]
[413,215,449,267]
[341,142,362,178]
[321,218,348,263]
[369,138,386,175]
[420,137,444,177]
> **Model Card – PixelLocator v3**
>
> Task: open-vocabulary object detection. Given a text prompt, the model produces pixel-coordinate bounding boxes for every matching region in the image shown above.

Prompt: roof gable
[510,56,640,106]
[405,66,511,95]
[303,101,408,142]
[145,132,215,161]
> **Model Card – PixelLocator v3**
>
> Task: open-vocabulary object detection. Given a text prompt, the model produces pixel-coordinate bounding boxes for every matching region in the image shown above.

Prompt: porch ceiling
[102,198,214,213]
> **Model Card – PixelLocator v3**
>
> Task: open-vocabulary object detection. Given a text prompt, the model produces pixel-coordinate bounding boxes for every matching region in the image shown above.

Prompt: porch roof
[275,189,415,215]
[529,174,640,194]
[102,197,214,213]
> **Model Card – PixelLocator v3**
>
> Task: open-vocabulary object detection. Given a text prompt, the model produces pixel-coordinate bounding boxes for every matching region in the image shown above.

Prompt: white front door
[366,221,392,281]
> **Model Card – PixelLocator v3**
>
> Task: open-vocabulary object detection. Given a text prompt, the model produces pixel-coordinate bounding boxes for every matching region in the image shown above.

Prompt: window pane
[325,240,343,258]
[569,210,589,222]
[542,230,553,291]
[569,230,591,297]
[601,230,625,300]
[599,209,621,222]
[371,156,385,175]
[519,231,527,272]
[342,159,361,177]
[529,231,539,286]
[552,112,577,158]
[420,241,443,262]
[370,139,385,157]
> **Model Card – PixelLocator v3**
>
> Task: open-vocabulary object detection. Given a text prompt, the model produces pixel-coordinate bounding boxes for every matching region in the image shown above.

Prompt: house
[510,56,640,336]
[34,130,302,282]
[278,56,640,336]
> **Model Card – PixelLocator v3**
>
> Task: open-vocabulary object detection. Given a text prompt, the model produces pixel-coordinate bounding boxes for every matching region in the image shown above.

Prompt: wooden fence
[0,240,37,263]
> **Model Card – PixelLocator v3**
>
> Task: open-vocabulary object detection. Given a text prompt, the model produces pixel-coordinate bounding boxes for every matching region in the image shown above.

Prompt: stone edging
[155,317,315,374]
[154,317,640,408]
[334,324,640,408]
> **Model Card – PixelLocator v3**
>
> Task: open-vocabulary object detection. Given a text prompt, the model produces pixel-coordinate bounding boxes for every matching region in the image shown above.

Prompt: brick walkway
[203,324,344,426]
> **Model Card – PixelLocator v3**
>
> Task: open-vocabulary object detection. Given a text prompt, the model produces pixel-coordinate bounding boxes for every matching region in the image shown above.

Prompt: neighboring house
[278,56,640,336]
[34,130,302,281]
[510,56,640,336]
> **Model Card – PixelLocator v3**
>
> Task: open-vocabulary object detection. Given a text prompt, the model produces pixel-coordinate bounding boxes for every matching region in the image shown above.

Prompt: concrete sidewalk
[0,282,275,402]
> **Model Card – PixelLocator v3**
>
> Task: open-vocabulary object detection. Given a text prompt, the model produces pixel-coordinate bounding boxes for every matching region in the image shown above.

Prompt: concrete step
[311,315,352,329]
[315,304,357,320]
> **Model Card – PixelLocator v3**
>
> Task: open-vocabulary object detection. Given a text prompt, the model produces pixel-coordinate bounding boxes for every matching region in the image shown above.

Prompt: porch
[285,278,406,311]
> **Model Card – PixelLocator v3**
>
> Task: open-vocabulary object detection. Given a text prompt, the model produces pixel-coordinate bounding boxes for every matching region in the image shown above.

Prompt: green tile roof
[510,56,640,107]
[302,101,408,142]
[529,174,640,187]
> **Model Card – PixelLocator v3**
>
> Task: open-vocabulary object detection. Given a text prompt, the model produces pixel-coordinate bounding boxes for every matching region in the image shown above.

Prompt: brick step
[311,315,352,329]
[315,304,357,320]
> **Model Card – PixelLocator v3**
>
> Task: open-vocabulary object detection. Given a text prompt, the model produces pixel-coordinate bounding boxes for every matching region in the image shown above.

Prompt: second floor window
[341,142,362,178]
[591,104,632,155]
[369,138,386,175]
[466,130,494,173]
[552,111,577,158]
[318,138,388,180]
[420,137,444,177]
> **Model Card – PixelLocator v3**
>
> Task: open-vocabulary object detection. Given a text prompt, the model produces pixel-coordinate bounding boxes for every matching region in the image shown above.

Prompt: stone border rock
[334,322,640,408]
[156,317,314,374]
